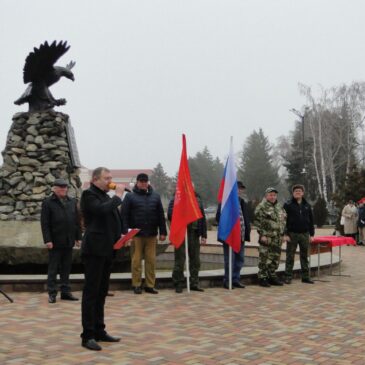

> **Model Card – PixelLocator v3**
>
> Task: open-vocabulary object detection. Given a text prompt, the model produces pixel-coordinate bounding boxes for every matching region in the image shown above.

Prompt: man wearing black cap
[283,184,315,284]
[216,181,251,289]
[41,178,81,304]
[121,173,167,294]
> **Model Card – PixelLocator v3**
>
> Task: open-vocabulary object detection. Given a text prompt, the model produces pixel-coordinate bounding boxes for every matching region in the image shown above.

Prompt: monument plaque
[65,118,81,168]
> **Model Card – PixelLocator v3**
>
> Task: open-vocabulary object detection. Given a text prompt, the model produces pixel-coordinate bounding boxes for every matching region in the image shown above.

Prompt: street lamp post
[290,108,306,175]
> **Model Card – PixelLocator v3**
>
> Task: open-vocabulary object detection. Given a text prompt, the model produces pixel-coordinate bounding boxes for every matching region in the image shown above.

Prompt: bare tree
[298,82,365,202]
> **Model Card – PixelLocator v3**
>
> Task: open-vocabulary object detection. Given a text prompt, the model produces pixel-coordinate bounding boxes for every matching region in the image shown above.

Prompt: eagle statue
[14,41,75,112]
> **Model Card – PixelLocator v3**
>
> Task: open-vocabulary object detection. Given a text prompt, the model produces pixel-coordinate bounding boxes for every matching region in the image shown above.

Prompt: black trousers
[172,228,201,288]
[81,255,112,340]
[47,247,73,295]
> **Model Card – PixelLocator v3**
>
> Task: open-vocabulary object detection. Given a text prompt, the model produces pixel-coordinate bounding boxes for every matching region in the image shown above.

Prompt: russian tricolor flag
[217,139,241,253]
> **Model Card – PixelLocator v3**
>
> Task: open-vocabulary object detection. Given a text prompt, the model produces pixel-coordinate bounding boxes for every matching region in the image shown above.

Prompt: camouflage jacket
[254,198,286,238]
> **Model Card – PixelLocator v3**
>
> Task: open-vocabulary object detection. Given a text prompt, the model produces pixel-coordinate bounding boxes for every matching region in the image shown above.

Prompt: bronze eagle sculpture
[14,41,75,112]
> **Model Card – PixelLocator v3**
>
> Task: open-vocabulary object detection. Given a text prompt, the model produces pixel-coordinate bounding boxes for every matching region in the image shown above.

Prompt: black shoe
[61,293,79,301]
[191,286,204,292]
[223,283,234,289]
[134,286,142,294]
[259,279,271,287]
[175,287,183,293]
[232,282,245,288]
[82,339,102,351]
[302,278,315,284]
[95,333,121,342]
[284,278,292,284]
[145,287,159,294]
[269,277,284,286]
[48,295,56,303]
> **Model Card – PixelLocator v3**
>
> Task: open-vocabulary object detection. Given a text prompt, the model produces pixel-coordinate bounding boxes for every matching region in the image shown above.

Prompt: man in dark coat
[283,184,315,284]
[216,181,251,289]
[41,178,81,304]
[168,191,207,293]
[80,167,125,351]
[121,173,167,295]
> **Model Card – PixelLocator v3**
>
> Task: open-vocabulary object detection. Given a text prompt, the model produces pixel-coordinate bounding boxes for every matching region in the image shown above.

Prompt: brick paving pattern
[1,245,365,365]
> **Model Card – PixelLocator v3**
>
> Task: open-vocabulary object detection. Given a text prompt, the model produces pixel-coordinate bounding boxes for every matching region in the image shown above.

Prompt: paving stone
[1,246,365,364]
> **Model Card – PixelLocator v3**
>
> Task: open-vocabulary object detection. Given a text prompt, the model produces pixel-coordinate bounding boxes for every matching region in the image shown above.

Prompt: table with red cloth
[310,236,356,278]
[311,236,356,247]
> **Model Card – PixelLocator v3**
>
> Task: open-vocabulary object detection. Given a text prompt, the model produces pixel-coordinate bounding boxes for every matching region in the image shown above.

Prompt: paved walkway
[1,245,365,365]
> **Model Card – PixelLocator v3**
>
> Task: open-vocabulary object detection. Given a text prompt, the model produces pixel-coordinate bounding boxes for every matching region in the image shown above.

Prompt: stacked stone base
[0,110,81,221]
[0,221,132,271]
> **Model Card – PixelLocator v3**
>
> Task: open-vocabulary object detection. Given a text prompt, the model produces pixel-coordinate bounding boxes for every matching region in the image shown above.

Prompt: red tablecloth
[311,236,356,247]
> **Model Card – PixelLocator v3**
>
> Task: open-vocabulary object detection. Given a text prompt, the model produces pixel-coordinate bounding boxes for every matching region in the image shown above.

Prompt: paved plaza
[1,245,365,365]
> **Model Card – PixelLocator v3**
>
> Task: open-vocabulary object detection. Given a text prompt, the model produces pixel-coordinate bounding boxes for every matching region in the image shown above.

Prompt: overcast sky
[1,0,364,175]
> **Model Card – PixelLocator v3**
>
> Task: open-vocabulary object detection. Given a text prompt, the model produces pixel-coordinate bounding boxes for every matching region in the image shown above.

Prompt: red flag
[169,134,202,248]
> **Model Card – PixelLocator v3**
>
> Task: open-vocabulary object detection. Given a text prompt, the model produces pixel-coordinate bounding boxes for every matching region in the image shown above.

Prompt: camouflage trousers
[285,232,310,280]
[258,236,282,280]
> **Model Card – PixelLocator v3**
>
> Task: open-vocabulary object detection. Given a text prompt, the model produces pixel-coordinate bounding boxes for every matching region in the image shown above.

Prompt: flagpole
[229,246,232,290]
[185,231,190,293]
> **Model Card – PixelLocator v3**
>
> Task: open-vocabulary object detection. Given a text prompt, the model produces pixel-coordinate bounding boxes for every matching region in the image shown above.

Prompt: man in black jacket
[216,181,251,289]
[80,167,125,351]
[41,178,81,304]
[121,173,167,295]
[283,184,315,284]
[168,191,207,293]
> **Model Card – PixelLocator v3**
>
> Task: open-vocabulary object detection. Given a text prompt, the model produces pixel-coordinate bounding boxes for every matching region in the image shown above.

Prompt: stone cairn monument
[0,110,81,221]
[0,41,82,270]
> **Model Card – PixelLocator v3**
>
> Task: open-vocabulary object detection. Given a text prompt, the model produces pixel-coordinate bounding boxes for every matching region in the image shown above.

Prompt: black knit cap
[53,178,68,187]
[136,173,149,182]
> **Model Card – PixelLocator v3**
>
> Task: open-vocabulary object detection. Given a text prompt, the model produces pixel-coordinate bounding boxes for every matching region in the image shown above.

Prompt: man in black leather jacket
[121,173,167,294]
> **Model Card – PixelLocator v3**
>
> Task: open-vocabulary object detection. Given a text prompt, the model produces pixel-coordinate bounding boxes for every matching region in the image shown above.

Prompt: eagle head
[54,60,75,82]
[62,68,75,81]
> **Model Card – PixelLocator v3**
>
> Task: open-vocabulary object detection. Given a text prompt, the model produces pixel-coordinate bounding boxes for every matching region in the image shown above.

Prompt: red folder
[113,229,140,250]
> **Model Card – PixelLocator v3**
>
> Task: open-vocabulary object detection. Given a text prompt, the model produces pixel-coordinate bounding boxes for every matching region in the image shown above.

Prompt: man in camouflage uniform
[254,187,287,287]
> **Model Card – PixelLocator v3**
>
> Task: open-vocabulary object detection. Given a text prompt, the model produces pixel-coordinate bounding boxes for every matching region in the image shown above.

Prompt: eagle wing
[23,41,70,84]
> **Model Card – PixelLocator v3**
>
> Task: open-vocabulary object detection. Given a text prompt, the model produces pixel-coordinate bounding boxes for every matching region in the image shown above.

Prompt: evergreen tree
[332,165,365,230]
[283,122,318,201]
[313,197,328,227]
[189,146,224,205]
[238,129,279,201]
[332,165,365,209]
[150,163,170,197]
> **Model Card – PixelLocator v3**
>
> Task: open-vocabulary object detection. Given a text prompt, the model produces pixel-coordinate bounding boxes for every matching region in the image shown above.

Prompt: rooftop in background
[81,168,153,189]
